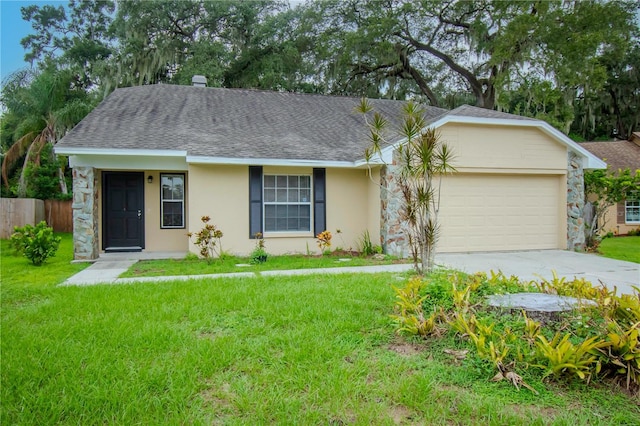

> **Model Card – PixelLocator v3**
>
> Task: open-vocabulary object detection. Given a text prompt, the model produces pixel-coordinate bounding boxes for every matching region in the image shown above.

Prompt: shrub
[187,216,224,263]
[359,230,375,256]
[316,230,332,253]
[10,221,61,266]
[627,228,640,237]
[250,233,268,264]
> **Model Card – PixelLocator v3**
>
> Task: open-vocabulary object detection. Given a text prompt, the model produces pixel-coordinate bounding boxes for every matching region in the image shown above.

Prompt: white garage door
[437,174,563,252]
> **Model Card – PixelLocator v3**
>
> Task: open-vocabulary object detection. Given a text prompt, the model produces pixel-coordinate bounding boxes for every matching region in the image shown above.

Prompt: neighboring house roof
[55,84,605,169]
[580,140,640,173]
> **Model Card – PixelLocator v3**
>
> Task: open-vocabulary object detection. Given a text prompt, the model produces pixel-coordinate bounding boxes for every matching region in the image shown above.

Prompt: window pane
[161,174,185,228]
[627,200,640,222]
[264,188,276,202]
[162,201,183,227]
[265,205,276,219]
[172,176,184,199]
[162,176,173,200]
[300,205,310,219]
[263,175,312,232]
[265,217,276,231]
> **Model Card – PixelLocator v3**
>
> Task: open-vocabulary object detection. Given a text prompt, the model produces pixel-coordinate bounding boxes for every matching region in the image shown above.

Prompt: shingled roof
[580,140,640,173]
[57,85,449,162]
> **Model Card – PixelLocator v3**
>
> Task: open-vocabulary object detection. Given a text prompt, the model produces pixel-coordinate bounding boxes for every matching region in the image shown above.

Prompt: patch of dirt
[198,381,236,412]
[507,404,559,420]
[328,410,356,425]
[388,337,423,356]
[388,342,422,356]
[389,404,416,425]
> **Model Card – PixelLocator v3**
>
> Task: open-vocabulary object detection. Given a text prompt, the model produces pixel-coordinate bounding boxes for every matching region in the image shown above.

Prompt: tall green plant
[357,99,456,274]
[584,168,640,247]
[1,66,94,198]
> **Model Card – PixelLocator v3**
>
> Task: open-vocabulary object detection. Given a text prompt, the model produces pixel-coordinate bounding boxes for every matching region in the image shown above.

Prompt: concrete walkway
[61,250,639,294]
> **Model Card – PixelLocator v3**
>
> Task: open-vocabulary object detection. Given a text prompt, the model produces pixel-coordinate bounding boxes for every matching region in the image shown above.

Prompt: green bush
[627,228,640,237]
[10,221,61,266]
[250,233,268,264]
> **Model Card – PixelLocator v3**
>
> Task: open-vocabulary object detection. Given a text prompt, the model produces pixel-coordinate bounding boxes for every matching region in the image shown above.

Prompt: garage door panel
[438,174,562,252]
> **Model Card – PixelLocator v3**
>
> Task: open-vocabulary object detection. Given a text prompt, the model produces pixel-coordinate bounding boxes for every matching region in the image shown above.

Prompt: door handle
[137,209,142,219]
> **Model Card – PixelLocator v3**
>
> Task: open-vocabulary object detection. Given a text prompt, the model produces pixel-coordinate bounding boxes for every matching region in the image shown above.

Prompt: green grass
[1,233,89,305]
[121,252,407,278]
[2,237,639,424]
[598,236,640,263]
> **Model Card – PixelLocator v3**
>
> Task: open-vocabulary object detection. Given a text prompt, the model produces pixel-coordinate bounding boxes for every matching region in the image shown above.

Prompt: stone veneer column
[566,151,586,251]
[380,152,410,257]
[72,166,99,260]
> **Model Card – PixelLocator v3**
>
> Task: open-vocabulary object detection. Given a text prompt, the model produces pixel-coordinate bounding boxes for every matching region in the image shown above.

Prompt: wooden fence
[44,199,73,233]
[1,198,72,239]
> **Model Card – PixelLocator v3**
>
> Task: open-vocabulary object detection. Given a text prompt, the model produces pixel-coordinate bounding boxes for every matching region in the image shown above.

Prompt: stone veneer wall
[380,152,410,257]
[566,151,586,251]
[72,167,99,260]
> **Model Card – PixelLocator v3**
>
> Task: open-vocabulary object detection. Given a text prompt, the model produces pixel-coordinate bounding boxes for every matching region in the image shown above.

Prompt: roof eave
[54,147,188,157]
[186,155,361,168]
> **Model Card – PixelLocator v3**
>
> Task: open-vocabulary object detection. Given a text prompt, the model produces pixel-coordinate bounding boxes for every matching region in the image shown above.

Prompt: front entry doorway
[102,172,145,251]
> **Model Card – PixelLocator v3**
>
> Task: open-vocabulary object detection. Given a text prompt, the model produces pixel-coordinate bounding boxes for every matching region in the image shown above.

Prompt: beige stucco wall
[438,123,567,172]
[326,167,380,252]
[144,171,189,251]
[96,170,189,253]
[187,164,379,256]
[600,203,640,235]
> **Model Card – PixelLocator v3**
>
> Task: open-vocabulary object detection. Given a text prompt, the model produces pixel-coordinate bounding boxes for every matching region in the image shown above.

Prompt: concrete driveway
[435,250,639,295]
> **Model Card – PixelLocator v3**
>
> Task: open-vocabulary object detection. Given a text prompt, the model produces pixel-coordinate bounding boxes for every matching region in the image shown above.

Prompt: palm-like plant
[357,99,456,274]
[1,66,93,197]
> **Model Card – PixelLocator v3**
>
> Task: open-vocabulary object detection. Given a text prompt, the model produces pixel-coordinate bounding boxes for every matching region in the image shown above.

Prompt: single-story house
[580,136,640,235]
[54,79,606,261]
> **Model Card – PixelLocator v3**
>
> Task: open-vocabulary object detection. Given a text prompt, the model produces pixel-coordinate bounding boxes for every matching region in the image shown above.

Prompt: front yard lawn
[598,235,640,263]
[121,251,407,278]
[2,236,638,424]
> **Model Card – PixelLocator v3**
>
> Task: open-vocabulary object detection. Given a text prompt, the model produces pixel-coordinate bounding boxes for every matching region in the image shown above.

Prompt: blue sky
[1,0,66,82]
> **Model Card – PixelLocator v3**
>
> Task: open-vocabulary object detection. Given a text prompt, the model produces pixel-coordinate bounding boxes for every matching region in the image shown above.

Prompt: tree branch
[394,29,484,102]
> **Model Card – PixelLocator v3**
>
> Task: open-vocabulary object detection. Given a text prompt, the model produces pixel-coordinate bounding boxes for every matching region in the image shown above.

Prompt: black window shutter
[249,166,263,238]
[313,168,326,235]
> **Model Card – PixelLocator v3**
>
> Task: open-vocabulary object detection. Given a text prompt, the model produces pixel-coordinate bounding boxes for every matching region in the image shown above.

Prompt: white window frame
[625,199,640,224]
[263,174,313,233]
[160,173,185,229]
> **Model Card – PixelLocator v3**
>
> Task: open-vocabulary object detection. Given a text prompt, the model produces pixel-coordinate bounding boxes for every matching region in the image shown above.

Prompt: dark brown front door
[102,172,145,251]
